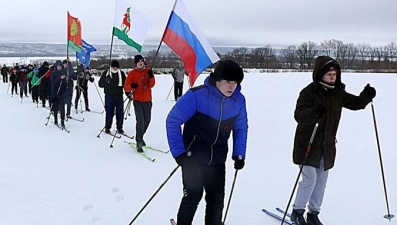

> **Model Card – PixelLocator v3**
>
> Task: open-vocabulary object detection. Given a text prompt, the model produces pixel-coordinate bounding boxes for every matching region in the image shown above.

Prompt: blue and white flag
[76,39,97,68]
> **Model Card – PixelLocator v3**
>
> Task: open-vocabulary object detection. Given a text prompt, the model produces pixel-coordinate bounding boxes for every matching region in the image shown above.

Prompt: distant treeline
[87,39,397,73]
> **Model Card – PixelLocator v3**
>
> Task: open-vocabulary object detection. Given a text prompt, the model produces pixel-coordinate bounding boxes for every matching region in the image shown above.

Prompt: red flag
[67,11,82,51]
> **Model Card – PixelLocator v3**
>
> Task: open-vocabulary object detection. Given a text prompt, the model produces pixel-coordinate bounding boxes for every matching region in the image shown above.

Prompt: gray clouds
[1,0,396,47]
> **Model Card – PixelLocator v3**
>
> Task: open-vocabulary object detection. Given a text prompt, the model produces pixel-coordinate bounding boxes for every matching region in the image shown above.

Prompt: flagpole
[66,11,69,61]
[150,0,178,69]
[108,34,115,71]
[66,11,70,84]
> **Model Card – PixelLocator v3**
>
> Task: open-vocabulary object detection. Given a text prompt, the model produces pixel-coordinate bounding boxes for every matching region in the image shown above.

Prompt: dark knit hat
[43,61,49,67]
[55,60,63,67]
[62,60,68,64]
[134,55,144,64]
[209,60,244,85]
[111,60,120,68]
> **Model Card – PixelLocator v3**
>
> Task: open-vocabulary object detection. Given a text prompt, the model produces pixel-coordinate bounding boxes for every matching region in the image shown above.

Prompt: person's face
[57,65,63,70]
[216,80,238,97]
[322,70,337,84]
[136,60,145,68]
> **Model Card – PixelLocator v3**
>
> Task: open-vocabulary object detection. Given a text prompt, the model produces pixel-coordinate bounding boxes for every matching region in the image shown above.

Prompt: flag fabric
[162,0,220,87]
[76,39,97,68]
[112,0,151,52]
[67,11,82,52]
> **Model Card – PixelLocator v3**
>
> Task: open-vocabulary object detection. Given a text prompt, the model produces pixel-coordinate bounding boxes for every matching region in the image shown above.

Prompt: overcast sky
[1,0,396,47]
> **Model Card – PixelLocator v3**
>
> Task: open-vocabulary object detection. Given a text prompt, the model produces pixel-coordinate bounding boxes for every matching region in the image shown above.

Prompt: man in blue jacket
[51,60,74,128]
[166,59,248,225]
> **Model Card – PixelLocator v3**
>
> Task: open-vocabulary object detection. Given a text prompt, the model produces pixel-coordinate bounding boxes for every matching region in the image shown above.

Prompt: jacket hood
[312,56,342,89]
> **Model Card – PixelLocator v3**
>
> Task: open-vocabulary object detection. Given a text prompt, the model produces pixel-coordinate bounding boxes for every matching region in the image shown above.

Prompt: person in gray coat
[172,61,187,101]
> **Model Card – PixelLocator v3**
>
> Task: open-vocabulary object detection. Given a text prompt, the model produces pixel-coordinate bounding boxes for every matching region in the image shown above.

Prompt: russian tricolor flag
[162,0,220,86]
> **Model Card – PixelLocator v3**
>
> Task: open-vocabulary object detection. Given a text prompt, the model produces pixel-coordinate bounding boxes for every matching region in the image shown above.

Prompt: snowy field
[0,72,396,225]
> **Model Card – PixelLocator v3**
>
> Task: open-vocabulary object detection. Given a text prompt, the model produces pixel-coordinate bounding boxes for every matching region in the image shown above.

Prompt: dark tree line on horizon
[88,39,397,72]
[221,39,397,71]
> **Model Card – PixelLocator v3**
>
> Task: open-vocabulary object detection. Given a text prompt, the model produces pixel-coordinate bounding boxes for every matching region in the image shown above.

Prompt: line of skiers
[4,60,95,128]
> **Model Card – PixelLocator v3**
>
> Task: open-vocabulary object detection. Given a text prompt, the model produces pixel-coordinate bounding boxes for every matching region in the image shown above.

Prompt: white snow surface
[0,72,396,225]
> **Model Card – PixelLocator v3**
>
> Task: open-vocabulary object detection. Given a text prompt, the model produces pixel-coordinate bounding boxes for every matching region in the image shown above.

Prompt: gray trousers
[293,158,329,213]
[133,100,152,143]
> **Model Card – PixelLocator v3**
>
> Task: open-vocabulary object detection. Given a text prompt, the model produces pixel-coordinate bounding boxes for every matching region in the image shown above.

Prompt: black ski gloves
[232,155,245,170]
[362,83,376,100]
[314,105,327,119]
[148,69,154,78]
[175,152,190,166]
[130,83,139,89]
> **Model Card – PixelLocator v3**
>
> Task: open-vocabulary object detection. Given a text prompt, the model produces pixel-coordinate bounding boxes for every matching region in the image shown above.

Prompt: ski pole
[79,87,84,113]
[370,102,394,220]
[222,169,239,225]
[124,100,132,120]
[45,102,54,126]
[93,82,105,107]
[280,122,319,225]
[129,165,180,225]
[127,99,132,116]
[166,83,174,101]
[6,78,10,94]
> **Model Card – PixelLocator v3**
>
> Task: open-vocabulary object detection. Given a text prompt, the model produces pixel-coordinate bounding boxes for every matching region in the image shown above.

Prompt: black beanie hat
[63,60,68,64]
[111,60,120,68]
[209,60,244,85]
[134,55,144,64]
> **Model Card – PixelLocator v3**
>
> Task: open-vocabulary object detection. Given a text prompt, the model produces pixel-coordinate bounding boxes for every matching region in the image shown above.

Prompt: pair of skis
[168,208,291,225]
[124,141,169,162]
[262,207,293,225]
[102,130,134,139]
[51,121,70,133]
[46,115,84,123]
[66,116,84,122]
[170,208,292,225]
[77,109,104,114]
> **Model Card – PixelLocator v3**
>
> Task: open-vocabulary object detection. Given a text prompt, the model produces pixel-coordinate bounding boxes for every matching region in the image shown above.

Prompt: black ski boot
[136,142,144,153]
[61,120,65,128]
[105,128,111,134]
[307,211,323,225]
[117,128,124,134]
[291,209,307,225]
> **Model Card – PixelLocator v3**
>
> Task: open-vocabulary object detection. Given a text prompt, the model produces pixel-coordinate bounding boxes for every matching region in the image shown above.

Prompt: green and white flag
[112,0,151,52]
